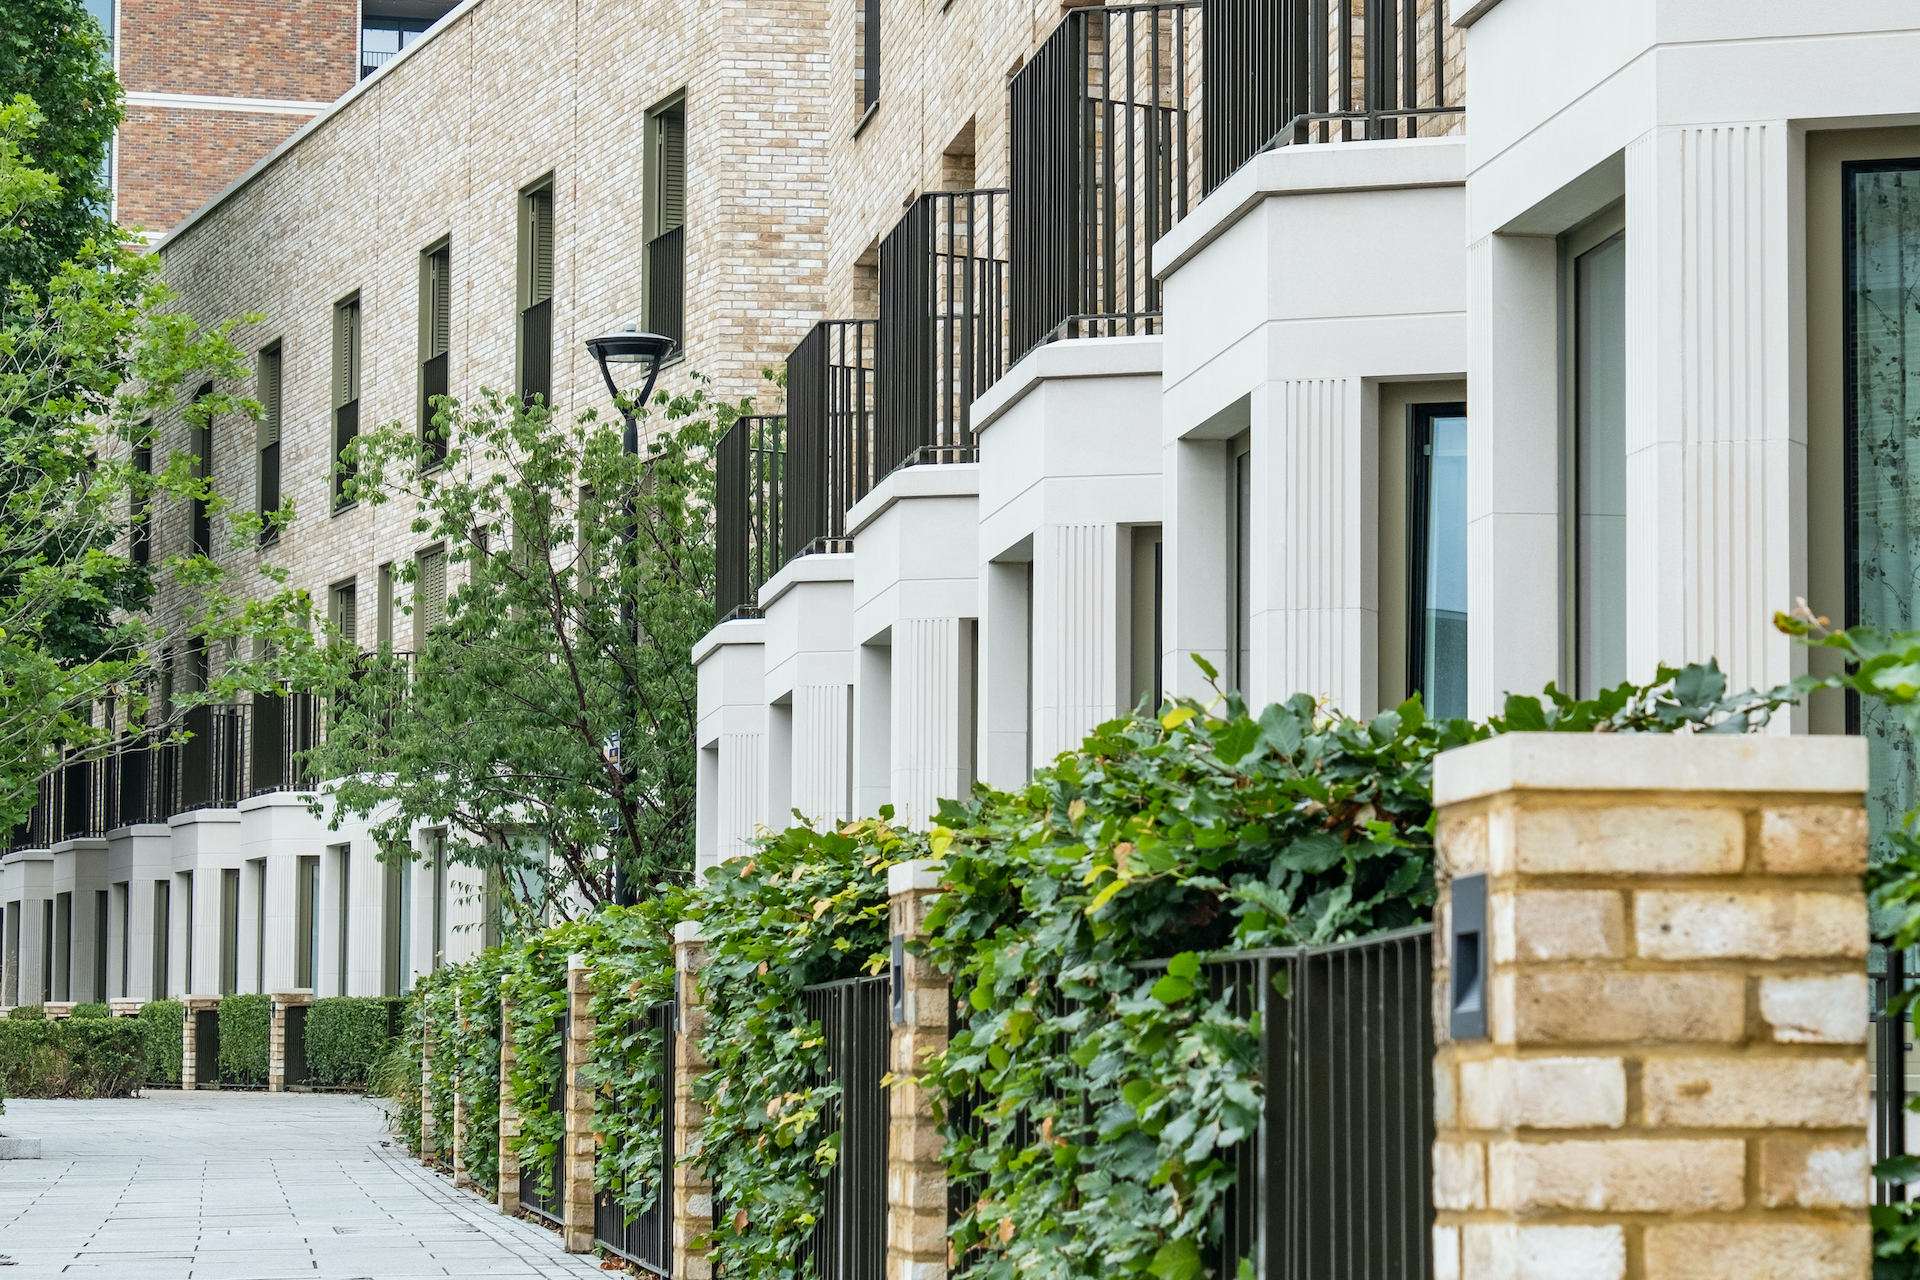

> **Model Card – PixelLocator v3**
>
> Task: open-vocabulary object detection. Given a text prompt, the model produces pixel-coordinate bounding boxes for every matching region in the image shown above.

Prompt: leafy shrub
[692,818,909,1277]
[306,996,407,1089]
[69,1003,110,1019]
[9,1005,45,1020]
[377,996,424,1151]
[215,993,270,1087]
[0,1016,145,1097]
[137,1000,182,1085]
[581,899,682,1225]
[504,918,598,1199]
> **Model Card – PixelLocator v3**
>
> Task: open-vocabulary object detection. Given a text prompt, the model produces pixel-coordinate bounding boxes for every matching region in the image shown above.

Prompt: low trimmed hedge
[217,993,270,1087]
[0,1016,146,1098]
[307,996,408,1089]
[70,1003,110,1019]
[138,1000,183,1085]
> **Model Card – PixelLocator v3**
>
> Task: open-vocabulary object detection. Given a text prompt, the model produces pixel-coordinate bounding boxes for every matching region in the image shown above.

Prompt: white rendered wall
[1,850,52,1007]
[49,840,108,1004]
[1155,140,1469,717]
[694,618,768,879]
[168,809,241,997]
[848,467,980,829]
[105,826,169,1002]
[760,554,856,837]
[239,793,331,994]
[974,336,1164,774]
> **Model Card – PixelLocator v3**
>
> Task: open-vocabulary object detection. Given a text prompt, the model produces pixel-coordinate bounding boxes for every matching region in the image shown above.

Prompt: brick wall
[116,107,309,235]
[1430,733,1872,1280]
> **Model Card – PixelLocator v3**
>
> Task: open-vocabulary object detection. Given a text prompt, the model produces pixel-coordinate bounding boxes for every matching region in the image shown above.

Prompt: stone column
[420,1004,438,1165]
[108,998,143,1018]
[43,1001,74,1020]
[562,953,597,1253]
[887,860,949,1280]
[268,990,312,1093]
[672,922,713,1280]
[498,996,521,1215]
[181,995,218,1090]
[1431,733,1871,1280]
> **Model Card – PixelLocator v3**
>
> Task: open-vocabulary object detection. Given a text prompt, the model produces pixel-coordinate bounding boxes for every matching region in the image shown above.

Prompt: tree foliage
[306,383,743,914]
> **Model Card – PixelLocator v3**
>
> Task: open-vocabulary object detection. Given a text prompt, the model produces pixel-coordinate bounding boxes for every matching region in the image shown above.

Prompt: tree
[305,382,742,922]
[0,0,119,295]
[0,91,311,830]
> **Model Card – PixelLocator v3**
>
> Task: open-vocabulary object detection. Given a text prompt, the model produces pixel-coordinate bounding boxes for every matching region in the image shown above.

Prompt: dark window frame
[1404,400,1469,715]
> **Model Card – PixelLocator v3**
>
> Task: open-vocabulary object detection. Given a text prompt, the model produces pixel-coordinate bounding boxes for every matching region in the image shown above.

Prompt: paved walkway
[0,1092,609,1279]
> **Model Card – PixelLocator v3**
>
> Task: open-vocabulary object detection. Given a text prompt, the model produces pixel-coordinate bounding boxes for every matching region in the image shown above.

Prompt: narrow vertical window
[1129,525,1164,711]
[377,562,395,648]
[646,100,686,351]
[219,867,238,995]
[1406,403,1470,719]
[117,882,128,997]
[181,870,193,994]
[416,547,447,634]
[93,890,106,1003]
[191,382,214,555]
[1227,434,1252,695]
[860,0,880,118]
[255,861,266,991]
[257,345,281,544]
[333,295,362,508]
[430,831,446,970]
[419,242,451,464]
[1573,232,1627,697]
[518,181,554,406]
[151,878,168,1000]
[382,853,403,996]
[131,432,151,564]
[1846,160,1920,849]
[336,849,350,996]
[330,579,358,648]
[295,854,318,989]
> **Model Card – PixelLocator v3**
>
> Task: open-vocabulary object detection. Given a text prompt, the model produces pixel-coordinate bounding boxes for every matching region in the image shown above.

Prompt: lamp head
[586,324,675,368]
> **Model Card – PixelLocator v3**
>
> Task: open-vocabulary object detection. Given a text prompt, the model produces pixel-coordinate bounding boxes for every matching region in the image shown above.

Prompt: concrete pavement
[0,1092,609,1279]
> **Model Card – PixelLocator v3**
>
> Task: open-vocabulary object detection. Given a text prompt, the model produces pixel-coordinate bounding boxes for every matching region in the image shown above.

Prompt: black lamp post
[585,324,675,907]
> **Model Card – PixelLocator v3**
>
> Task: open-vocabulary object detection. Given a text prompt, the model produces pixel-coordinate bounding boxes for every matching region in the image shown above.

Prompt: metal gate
[1876,940,1914,1204]
[195,1008,220,1086]
[797,974,891,1280]
[595,999,676,1275]
[522,1007,568,1225]
[285,1004,308,1089]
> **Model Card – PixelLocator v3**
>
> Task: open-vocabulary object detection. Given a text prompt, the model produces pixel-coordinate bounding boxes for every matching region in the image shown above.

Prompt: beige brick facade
[1430,734,1872,1280]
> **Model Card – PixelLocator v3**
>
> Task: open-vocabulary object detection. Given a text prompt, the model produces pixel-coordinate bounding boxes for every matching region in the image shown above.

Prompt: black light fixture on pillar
[584,323,675,906]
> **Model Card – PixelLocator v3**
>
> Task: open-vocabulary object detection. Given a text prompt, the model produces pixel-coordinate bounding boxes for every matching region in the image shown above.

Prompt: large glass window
[1574,232,1628,697]
[1407,404,1469,718]
[1846,160,1920,849]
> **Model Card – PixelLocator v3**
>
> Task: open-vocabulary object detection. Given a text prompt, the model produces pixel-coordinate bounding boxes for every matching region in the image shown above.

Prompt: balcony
[1010,0,1464,354]
[714,415,785,622]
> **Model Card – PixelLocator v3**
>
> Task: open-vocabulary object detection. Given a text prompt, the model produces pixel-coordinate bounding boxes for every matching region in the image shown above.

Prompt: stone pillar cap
[672,920,705,944]
[566,953,589,970]
[887,859,945,896]
[1433,731,1868,807]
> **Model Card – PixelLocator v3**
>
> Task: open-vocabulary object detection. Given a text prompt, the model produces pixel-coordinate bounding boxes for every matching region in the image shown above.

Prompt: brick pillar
[420,1004,438,1165]
[1431,733,1872,1280]
[563,953,597,1253]
[672,922,713,1280]
[181,995,218,1090]
[268,990,312,1093]
[499,995,521,1215]
[887,861,948,1280]
[453,988,471,1188]
[108,999,143,1018]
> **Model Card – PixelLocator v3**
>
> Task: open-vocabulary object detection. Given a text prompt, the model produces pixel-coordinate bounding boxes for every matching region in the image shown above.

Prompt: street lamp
[584,324,675,907]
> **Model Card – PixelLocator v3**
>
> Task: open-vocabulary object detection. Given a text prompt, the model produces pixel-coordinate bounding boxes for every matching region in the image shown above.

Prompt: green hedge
[306,996,407,1089]
[137,1000,183,1085]
[70,1003,109,1019]
[9,1005,45,1020]
[0,1016,146,1097]
[217,993,270,1087]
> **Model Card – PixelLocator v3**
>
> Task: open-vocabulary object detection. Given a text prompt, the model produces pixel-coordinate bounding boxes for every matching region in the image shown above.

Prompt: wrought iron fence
[57,754,111,840]
[784,320,876,564]
[115,734,178,827]
[797,973,890,1280]
[594,999,676,1275]
[174,704,249,813]
[948,926,1432,1278]
[877,189,1011,474]
[1248,0,1463,150]
[715,415,785,623]
[250,691,326,797]
[1876,940,1916,1204]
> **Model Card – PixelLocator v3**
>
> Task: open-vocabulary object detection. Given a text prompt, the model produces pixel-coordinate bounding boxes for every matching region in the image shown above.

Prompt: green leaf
[1501,695,1549,731]
[1150,975,1194,1004]
[1149,1237,1202,1280]
[1166,951,1201,980]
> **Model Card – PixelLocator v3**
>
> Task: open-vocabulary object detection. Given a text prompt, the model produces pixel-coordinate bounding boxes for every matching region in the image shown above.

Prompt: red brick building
[106,0,456,237]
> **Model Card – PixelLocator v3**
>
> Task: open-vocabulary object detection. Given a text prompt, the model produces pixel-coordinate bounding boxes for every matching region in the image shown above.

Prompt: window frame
[256,342,282,545]
[517,177,555,406]
[418,238,452,467]
[1404,400,1469,716]
[331,294,362,513]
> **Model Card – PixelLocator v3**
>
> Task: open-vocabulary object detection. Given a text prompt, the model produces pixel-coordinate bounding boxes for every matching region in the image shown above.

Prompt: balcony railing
[250,690,327,797]
[1011,0,1464,358]
[648,226,686,352]
[785,320,876,563]
[176,704,249,813]
[877,189,1010,473]
[715,415,785,623]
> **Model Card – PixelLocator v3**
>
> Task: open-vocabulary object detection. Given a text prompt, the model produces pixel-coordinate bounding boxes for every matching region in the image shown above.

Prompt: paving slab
[0,1092,610,1279]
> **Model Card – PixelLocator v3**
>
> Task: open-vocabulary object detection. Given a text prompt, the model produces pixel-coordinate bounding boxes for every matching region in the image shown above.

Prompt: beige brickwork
[563,954,596,1253]
[453,989,471,1188]
[268,989,313,1092]
[498,995,522,1215]
[420,1003,438,1164]
[1431,733,1872,1280]
[672,922,713,1280]
[886,860,948,1280]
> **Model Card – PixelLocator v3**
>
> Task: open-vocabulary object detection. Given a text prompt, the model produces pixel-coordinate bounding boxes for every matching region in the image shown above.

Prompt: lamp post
[585,324,675,907]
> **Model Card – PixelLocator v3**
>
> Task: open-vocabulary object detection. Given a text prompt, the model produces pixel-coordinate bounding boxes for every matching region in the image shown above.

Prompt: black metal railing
[784,320,876,564]
[3,773,56,853]
[175,704,248,813]
[594,999,676,1275]
[648,227,686,352]
[522,298,553,406]
[58,755,110,840]
[523,1006,570,1225]
[1010,0,1463,360]
[1012,2,1201,356]
[1877,940,1915,1204]
[877,189,1010,474]
[797,974,890,1280]
[715,415,785,623]
[114,734,178,827]
[249,690,326,797]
